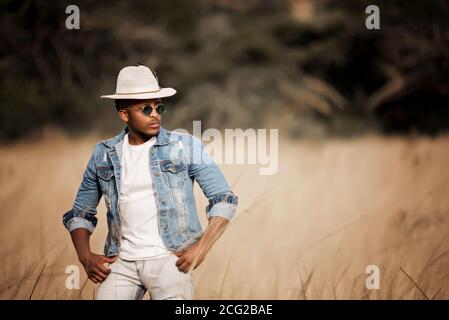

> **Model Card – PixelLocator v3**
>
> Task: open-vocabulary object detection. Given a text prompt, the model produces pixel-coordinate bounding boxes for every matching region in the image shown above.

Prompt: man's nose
[149,110,159,118]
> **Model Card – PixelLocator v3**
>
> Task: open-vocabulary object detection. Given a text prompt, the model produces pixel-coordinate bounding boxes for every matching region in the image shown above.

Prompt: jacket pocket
[97,166,114,181]
[160,159,186,174]
[96,166,114,196]
[160,159,186,191]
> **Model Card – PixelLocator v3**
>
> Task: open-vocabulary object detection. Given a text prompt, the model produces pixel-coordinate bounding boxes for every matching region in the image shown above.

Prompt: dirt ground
[1,130,448,299]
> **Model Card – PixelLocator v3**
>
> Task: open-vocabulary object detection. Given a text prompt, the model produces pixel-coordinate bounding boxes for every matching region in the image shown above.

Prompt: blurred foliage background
[1,0,449,142]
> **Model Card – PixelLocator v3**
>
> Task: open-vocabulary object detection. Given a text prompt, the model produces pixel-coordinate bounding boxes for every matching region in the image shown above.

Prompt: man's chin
[132,125,160,138]
[146,127,160,136]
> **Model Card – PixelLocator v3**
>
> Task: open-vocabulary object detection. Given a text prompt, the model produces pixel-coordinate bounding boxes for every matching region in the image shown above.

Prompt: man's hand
[175,241,207,273]
[70,228,117,283]
[79,253,117,283]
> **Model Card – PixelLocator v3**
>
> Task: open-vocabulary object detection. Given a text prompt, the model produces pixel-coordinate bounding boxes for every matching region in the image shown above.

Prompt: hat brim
[101,87,176,99]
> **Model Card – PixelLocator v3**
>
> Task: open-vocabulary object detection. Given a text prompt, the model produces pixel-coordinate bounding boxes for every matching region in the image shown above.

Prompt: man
[62,65,238,300]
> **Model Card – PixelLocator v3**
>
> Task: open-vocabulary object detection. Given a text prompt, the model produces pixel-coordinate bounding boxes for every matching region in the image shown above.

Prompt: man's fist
[79,253,117,283]
[175,241,206,273]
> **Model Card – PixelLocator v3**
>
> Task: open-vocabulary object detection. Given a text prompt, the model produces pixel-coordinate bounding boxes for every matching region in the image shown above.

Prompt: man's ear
[118,109,129,123]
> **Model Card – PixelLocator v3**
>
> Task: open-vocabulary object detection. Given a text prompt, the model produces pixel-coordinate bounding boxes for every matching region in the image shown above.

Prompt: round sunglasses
[129,103,166,116]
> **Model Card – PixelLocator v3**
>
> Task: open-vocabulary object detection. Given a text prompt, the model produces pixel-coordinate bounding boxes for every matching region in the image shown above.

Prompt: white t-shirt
[118,133,172,260]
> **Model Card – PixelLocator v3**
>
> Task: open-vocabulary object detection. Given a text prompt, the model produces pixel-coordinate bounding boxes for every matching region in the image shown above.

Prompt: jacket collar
[101,126,171,148]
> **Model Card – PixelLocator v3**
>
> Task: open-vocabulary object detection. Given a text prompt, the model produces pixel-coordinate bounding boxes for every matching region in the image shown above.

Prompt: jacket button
[161,198,166,204]
[163,224,168,230]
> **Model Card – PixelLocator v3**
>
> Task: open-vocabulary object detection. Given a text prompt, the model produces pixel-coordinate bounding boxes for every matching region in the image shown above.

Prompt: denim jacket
[62,126,238,257]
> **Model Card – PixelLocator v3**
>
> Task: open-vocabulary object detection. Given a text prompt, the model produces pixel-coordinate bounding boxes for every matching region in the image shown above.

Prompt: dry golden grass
[0,129,448,299]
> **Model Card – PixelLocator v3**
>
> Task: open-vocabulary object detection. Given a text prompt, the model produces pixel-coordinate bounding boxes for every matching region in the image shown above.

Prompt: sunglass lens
[156,104,166,115]
[142,106,153,116]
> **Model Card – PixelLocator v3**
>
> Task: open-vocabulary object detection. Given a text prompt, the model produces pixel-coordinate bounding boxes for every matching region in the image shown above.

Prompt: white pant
[96,254,194,300]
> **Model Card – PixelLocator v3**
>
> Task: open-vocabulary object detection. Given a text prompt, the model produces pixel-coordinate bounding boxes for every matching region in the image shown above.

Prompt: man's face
[118,98,163,137]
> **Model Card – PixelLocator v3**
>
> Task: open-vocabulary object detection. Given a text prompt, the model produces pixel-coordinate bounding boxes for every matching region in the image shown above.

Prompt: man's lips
[148,121,160,127]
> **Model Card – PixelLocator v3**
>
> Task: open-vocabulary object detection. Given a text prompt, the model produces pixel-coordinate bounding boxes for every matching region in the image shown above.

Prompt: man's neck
[127,129,157,146]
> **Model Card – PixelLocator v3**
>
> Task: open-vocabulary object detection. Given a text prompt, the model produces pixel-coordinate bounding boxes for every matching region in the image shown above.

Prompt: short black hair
[115,99,126,111]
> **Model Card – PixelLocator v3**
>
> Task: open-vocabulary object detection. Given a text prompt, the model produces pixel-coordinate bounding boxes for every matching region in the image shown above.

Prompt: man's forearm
[197,216,229,255]
[70,228,92,262]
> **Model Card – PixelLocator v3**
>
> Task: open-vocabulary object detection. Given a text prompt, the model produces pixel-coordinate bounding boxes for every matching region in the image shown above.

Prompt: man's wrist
[195,235,213,256]
[77,251,92,264]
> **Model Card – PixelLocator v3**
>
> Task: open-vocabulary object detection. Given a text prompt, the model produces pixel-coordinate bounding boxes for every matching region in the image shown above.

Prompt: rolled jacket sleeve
[205,195,238,221]
[63,208,97,234]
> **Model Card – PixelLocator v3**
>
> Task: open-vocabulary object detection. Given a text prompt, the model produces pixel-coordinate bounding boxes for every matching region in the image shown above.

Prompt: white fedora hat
[101,65,176,99]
